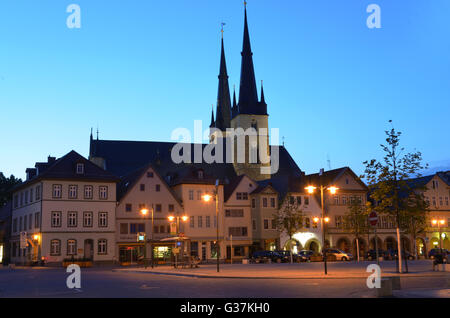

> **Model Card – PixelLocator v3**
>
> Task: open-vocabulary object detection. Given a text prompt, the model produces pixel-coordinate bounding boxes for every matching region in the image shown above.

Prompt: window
[160,225,165,233]
[168,204,174,212]
[263,197,268,207]
[67,239,77,255]
[289,196,295,205]
[198,216,203,228]
[50,239,61,256]
[335,216,342,228]
[236,192,242,200]
[446,197,449,206]
[334,196,339,205]
[30,188,33,203]
[156,184,161,192]
[206,216,211,228]
[68,185,78,199]
[140,184,145,191]
[155,204,162,212]
[432,197,436,206]
[305,218,310,228]
[75,163,84,174]
[125,204,132,212]
[234,246,245,256]
[439,197,443,206]
[432,180,439,189]
[24,215,27,230]
[189,190,194,200]
[153,225,159,234]
[52,185,62,198]
[20,192,24,206]
[341,196,347,205]
[147,171,154,178]
[51,212,61,227]
[228,227,248,237]
[271,197,276,208]
[304,196,309,205]
[120,223,128,234]
[197,170,204,179]
[264,219,269,229]
[225,209,244,217]
[98,239,107,254]
[13,218,17,233]
[252,198,256,208]
[35,185,41,200]
[68,212,77,227]
[34,212,40,228]
[252,219,256,230]
[28,214,32,230]
[99,186,108,200]
[84,186,93,199]
[13,195,18,208]
[271,219,277,229]
[98,212,108,227]
[190,216,195,228]
[25,190,28,204]
[130,223,145,234]
[19,216,23,231]
[83,212,93,227]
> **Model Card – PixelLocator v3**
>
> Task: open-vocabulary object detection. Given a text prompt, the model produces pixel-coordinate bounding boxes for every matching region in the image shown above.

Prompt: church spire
[237,3,263,115]
[232,85,238,118]
[210,106,215,128]
[260,80,265,104]
[215,26,232,131]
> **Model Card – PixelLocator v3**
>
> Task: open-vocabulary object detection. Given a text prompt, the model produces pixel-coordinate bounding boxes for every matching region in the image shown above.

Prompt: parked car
[385,249,415,260]
[251,251,284,263]
[297,250,315,262]
[323,248,353,261]
[428,248,449,259]
[275,250,300,262]
[366,249,386,261]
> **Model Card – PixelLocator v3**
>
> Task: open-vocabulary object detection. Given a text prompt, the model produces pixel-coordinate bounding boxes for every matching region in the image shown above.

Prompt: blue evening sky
[1,0,449,180]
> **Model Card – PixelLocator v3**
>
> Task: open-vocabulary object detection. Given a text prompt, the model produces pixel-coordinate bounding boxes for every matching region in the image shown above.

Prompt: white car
[324,249,353,261]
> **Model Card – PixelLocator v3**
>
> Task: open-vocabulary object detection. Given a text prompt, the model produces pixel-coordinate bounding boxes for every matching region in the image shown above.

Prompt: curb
[112,269,449,280]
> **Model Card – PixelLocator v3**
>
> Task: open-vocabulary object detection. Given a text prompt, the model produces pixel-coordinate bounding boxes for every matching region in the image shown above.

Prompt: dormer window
[76,163,84,174]
[198,170,204,179]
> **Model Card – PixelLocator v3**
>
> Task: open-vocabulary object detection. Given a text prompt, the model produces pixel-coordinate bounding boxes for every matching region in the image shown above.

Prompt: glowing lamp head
[313,217,319,223]
[328,186,338,195]
[140,208,148,215]
[168,216,175,222]
[432,219,438,225]
[202,194,212,202]
[181,216,188,222]
[439,219,445,225]
[305,186,316,194]
[33,234,39,241]
[324,217,330,223]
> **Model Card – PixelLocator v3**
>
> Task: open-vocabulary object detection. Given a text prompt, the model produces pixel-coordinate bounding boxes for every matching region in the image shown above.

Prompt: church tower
[230,5,270,181]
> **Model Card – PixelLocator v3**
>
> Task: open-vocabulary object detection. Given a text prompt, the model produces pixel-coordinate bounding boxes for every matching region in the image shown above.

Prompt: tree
[0,172,22,206]
[273,196,304,263]
[361,121,427,272]
[399,191,429,259]
[343,197,369,262]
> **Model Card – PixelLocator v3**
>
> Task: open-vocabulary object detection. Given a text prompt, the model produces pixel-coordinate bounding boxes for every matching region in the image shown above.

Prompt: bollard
[376,278,393,297]
[385,276,401,290]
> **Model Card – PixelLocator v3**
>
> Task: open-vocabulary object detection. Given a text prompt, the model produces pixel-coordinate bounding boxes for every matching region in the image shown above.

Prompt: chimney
[47,156,56,164]
[26,168,37,180]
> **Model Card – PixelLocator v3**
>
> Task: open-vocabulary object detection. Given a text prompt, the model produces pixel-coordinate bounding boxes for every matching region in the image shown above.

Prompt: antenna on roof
[327,154,331,170]
[96,125,99,140]
[282,136,285,147]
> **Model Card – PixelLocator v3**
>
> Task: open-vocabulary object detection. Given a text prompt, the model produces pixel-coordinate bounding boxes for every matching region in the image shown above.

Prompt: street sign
[20,231,27,249]
[369,211,378,227]
[137,232,145,242]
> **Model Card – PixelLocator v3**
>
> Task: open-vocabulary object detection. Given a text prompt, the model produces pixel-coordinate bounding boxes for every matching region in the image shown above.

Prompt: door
[84,239,93,260]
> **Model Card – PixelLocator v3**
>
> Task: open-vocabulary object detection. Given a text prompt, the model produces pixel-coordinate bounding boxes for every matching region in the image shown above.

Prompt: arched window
[67,239,77,255]
[50,239,61,256]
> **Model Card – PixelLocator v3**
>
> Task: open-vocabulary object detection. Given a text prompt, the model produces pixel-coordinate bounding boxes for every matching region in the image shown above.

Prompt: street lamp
[202,179,220,272]
[431,218,446,254]
[140,207,150,268]
[305,177,338,275]
[168,214,188,268]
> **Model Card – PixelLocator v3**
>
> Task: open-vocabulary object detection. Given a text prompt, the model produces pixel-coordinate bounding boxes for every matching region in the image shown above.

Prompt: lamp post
[431,218,446,254]
[202,179,220,272]
[306,178,338,276]
[168,214,188,268]
[140,207,150,269]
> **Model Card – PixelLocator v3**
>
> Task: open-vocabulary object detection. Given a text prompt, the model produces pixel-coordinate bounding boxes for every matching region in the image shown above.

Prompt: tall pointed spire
[215,26,232,131]
[260,80,265,104]
[210,106,215,128]
[232,85,238,118]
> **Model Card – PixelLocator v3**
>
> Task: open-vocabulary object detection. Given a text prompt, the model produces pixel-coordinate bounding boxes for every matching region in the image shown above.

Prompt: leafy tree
[399,191,429,259]
[361,122,427,272]
[343,197,369,261]
[0,172,22,206]
[274,196,305,262]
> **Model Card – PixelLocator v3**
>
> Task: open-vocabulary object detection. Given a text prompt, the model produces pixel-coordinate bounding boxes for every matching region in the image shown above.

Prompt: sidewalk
[113,262,450,279]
